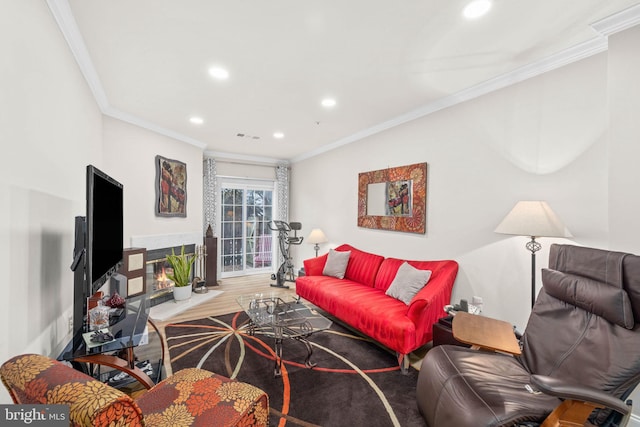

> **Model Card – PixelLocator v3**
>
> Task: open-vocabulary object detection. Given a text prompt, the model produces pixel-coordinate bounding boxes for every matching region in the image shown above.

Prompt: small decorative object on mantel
[155,155,187,217]
[358,162,427,234]
[165,246,197,302]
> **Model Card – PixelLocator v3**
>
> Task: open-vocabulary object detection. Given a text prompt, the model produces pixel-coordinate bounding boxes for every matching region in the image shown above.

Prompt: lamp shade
[307,228,328,244]
[494,201,572,238]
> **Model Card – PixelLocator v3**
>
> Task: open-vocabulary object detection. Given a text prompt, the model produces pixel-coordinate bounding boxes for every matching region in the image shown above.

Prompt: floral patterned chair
[1,354,268,426]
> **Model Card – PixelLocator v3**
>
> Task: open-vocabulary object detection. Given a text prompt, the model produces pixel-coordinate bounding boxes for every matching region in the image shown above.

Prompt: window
[220,182,274,276]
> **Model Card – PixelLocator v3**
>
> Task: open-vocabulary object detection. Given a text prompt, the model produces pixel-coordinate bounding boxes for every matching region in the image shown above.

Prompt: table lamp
[307,229,328,257]
[494,201,572,307]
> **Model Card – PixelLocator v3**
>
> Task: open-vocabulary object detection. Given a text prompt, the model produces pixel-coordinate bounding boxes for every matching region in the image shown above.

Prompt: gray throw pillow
[385,262,432,305]
[323,249,351,279]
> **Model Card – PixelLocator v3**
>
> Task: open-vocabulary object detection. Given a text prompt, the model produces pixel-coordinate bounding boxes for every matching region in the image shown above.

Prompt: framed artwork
[155,155,187,217]
[358,162,427,234]
[385,179,412,216]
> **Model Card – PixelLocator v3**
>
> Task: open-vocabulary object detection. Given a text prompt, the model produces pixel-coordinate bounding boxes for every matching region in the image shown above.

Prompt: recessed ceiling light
[273,132,285,139]
[189,116,204,125]
[208,66,229,80]
[463,0,492,19]
[321,98,337,108]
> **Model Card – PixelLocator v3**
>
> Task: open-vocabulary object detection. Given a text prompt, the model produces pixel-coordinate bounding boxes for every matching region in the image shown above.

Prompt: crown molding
[48,0,640,165]
[591,3,640,36]
[47,0,279,162]
[46,0,109,108]
[294,6,640,163]
[103,107,207,150]
[292,35,608,163]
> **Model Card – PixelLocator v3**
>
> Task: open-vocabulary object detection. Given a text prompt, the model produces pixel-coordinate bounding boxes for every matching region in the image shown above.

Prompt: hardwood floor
[149,273,297,377]
[153,273,295,328]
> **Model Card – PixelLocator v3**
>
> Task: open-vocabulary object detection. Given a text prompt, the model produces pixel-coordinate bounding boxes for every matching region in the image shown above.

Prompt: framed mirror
[357,162,427,234]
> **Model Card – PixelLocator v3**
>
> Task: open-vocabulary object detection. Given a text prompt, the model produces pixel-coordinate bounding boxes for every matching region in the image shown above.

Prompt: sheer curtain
[276,163,289,222]
[205,159,288,229]
[203,157,218,235]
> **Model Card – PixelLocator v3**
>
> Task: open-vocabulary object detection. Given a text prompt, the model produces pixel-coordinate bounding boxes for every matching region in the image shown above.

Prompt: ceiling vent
[236,133,260,140]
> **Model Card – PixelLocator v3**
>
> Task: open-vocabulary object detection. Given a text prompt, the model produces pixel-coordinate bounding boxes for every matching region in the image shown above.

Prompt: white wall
[291,24,640,423]
[292,52,609,331]
[607,25,640,427]
[0,0,102,403]
[102,117,204,242]
[216,159,278,181]
[608,25,640,253]
[0,1,206,405]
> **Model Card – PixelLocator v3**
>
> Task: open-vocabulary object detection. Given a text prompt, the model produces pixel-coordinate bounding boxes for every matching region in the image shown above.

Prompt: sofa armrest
[406,261,459,344]
[303,253,329,276]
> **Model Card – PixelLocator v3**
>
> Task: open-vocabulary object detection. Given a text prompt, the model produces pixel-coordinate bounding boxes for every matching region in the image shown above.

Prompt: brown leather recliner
[417,244,640,427]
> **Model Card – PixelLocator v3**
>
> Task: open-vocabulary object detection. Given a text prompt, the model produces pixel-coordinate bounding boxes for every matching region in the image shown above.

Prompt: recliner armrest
[530,374,631,416]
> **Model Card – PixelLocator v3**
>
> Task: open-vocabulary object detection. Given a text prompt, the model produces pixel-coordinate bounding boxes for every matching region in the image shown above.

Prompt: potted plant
[165,246,197,301]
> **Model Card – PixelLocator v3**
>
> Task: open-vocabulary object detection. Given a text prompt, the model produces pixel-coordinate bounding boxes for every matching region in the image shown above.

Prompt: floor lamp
[307,229,328,257]
[495,201,572,307]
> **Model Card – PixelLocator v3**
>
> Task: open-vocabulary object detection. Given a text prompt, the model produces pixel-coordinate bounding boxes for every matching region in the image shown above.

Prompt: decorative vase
[173,284,192,302]
[88,301,110,331]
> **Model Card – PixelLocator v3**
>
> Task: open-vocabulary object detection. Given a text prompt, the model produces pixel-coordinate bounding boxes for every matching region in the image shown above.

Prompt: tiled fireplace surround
[130,232,203,307]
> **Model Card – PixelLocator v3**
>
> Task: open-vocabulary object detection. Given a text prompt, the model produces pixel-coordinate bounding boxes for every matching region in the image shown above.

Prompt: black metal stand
[269,220,303,289]
[526,236,542,308]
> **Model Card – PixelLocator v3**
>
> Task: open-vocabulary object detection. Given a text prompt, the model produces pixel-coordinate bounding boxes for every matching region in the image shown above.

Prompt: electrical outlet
[68,315,74,334]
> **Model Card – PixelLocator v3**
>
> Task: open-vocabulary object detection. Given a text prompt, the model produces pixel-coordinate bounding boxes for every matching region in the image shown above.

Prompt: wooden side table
[432,316,470,348]
[452,311,521,355]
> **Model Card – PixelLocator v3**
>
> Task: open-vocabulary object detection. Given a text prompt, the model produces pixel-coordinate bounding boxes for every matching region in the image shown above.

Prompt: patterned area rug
[165,311,425,427]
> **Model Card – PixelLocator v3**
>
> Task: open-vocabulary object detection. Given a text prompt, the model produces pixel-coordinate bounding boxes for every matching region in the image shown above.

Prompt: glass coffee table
[237,294,332,377]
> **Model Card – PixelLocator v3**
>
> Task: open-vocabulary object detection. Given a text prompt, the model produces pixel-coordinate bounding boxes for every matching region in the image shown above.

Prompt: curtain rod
[215,174,276,183]
[206,157,289,168]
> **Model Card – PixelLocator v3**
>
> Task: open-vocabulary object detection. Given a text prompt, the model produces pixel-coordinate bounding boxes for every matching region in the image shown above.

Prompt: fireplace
[130,232,209,307]
[146,244,196,306]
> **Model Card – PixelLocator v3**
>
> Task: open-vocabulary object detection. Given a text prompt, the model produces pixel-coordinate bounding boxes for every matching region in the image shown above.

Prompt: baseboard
[629,413,640,427]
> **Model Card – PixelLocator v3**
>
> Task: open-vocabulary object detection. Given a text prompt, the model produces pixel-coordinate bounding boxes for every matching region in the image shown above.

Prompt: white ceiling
[53,0,640,163]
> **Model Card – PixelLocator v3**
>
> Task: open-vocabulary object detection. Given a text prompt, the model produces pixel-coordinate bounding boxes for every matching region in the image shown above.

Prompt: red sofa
[295,244,458,372]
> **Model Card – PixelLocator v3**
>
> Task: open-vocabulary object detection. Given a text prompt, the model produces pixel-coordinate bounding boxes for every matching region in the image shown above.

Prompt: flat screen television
[86,165,124,297]
[71,165,124,338]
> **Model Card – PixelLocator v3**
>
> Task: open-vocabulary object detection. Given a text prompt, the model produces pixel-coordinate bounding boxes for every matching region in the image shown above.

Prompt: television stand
[59,295,164,389]
[72,351,155,389]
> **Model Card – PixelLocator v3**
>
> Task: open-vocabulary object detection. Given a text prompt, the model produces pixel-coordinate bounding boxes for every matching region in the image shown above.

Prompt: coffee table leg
[274,338,284,377]
[274,327,283,377]
[299,337,316,369]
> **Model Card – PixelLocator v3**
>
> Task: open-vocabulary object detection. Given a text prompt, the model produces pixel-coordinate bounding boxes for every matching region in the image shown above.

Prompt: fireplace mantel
[130,232,202,251]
